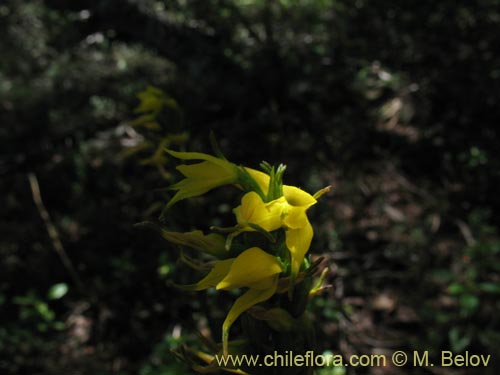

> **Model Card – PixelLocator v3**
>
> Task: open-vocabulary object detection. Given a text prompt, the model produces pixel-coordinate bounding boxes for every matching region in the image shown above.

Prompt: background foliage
[1,0,499,374]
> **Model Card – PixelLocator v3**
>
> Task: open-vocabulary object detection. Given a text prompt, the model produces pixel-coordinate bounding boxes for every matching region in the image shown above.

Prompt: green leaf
[432,269,454,283]
[48,283,69,300]
[479,282,500,294]
[36,302,55,321]
[449,327,471,352]
[53,321,67,331]
[448,282,465,295]
[13,294,37,305]
[459,294,479,315]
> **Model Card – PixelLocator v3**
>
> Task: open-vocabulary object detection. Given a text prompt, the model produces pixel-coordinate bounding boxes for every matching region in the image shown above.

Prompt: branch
[28,172,86,295]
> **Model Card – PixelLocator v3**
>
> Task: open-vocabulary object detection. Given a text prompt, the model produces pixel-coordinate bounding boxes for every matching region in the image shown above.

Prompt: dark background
[1,1,499,374]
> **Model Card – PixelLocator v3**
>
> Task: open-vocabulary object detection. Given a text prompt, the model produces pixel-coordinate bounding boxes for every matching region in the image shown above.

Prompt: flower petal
[165,151,238,208]
[167,162,236,206]
[176,161,231,180]
[282,206,309,230]
[283,185,317,207]
[285,219,313,277]
[175,259,234,291]
[233,192,285,233]
[243,167,270,195]
[221,275,279,356]
[166,149,232,169]
[216,247,282,290]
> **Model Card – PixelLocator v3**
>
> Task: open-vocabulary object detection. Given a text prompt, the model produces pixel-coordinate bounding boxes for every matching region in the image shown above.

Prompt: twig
[455,219,476,247]
[28,172,86,294]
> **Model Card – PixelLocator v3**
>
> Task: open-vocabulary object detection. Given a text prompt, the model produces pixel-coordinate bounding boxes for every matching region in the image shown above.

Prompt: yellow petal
[285,219,313,277]
[166,149,232,169]
[170,162,235,196]
[216,247,282,290]
[176,161,232,180]
[165,152,238,208]
[222,276,278,356]
[176,259,233,291]
[282,206,309,229]
[283,185,317,207]
[161,230,226,257]
[243,167,270,195]
[244,167,317,208]
[233,192,285,233]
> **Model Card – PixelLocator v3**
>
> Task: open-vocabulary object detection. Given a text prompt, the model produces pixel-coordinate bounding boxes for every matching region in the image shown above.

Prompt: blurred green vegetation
[1,0,499,374]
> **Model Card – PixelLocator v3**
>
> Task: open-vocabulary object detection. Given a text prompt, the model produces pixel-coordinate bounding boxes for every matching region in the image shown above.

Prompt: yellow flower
[166,150,238,209]
[135,85,168,114]
[218,248,282,356]
[175,247,282,356]
[237,169,318,278]
[243,167,271,196]
[233,191,286,233]
[281,187,316,278]
[216,247,282,290]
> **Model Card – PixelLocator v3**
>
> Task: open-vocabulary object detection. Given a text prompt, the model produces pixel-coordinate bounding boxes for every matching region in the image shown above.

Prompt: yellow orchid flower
[281,184,331,276]
[216,247,282,290]
[166,150,239,209]
[217,247,282,356]
[243,167,271,196]
[173,247,282,356]
[283,185,317,208]
[221,278,278,356]
[243,168,318,208]
[233,191,286,233]
[280,187,317,278]
[236,170,319,278]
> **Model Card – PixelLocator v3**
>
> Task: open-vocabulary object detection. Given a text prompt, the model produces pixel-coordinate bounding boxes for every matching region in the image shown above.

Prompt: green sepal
[161,229,228,258]
[248,306,296,332]
[236,167,267,201]
[246,223,276,243]
[281,276,313,318]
